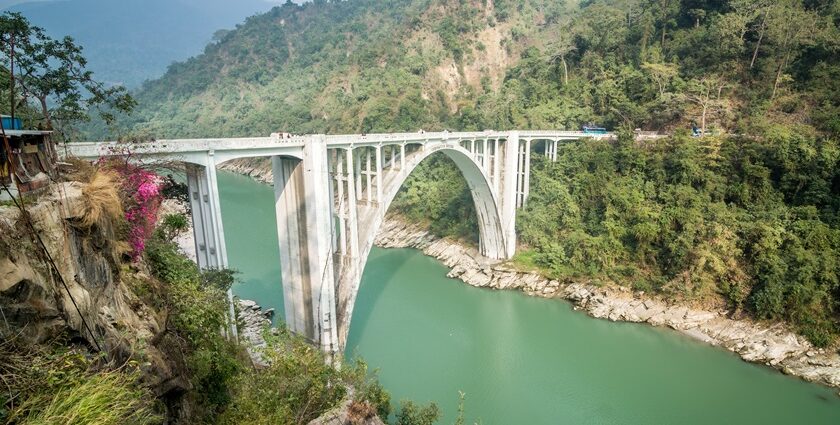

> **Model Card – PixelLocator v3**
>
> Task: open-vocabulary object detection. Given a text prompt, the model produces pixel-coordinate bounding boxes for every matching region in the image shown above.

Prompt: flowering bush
[99,157,162,260]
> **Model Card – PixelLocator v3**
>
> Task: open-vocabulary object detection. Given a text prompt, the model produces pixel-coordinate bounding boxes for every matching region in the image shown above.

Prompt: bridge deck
[64,130,613,160]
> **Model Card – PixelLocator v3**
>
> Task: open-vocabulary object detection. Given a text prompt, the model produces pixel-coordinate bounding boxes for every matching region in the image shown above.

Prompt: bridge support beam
[186,163,223,270]
[501,132,520,259]
[185,159,237,339]
[272,138,338,354]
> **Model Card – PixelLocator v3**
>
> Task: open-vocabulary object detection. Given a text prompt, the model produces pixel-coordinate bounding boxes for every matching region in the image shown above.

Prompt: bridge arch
[334,144,507,349]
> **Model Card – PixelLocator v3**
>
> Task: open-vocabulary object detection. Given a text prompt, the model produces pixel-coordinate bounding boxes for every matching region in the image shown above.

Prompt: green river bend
[217,171,840,425]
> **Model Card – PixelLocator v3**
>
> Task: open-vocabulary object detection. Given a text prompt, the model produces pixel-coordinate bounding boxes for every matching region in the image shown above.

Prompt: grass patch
[0,339,161,425]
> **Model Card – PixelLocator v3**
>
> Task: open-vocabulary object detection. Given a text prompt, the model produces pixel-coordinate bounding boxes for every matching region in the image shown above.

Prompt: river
[216,171,840,424]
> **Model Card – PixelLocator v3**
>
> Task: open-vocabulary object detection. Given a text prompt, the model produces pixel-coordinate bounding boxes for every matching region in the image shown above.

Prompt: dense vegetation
[103,0,840,344]
[520,131,839,345]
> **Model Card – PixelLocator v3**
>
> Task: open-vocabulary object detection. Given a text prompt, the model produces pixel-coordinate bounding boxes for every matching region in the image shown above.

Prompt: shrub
[144,232,241,419]
[0,340,161,425]
[394,400,440,425]
[99,159,163,259]
[217,326,348,425]
[160,212,189,240]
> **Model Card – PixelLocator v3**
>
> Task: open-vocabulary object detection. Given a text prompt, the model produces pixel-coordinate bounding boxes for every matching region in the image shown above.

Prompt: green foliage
[517,133,840,345]
[0,340,161,425]
[217,326,347,424]
[144,232,242,419]
[0,12,135,130]
[217,329,396,425]
[394,400,441,425]
[92,0,838,139]
[160,212,189,240]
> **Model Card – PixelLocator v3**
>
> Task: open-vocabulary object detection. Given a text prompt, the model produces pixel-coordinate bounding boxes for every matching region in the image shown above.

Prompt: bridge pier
[501,132,520,259]
[272,138,339,354]
[185,159,237,339]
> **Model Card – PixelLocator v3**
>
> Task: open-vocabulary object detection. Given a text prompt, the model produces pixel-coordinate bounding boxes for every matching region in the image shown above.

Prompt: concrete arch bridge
[66,130,611,354]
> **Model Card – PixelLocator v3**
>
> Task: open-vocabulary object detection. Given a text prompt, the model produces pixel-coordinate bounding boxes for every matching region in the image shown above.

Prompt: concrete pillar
[482,139,489,172]
[272,137,339,352]
[493,139,501,193]
[345,149,360,258]
[185,160,236,339]
[334,156,347,256]
[365,149,373,204]
[389,145,396,170]
[400,144,406,170]
[523,140,531,206]
[354,150,362,201]
[185,164,216,269]
[500,132,520,259]
[375,146,383,204]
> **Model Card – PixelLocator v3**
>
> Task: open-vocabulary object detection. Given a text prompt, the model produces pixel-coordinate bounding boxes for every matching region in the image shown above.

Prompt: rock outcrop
[0,183,191,413]
[236,298,271,367]
[376,216,840,390]
[219,158,273,185]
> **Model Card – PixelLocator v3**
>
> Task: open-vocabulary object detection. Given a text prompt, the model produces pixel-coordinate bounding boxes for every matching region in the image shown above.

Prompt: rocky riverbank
[375,216,840,391]
[219,158,273,185]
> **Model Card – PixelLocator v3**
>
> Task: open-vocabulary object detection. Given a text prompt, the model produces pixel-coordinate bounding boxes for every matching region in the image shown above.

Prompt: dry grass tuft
[60,157,97,183]
[347,399,377,424]
[79,171,123,229]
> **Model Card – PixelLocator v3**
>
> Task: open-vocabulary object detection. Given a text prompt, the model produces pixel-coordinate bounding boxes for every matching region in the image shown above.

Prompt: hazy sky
[0,0,296,11]
[1,0,308,87]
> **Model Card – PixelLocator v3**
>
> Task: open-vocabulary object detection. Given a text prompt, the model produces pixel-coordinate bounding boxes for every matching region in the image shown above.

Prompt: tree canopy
[0,12,135,132]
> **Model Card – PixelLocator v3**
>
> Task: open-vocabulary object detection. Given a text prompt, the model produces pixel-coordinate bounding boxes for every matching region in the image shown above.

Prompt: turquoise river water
[216,171,840,424]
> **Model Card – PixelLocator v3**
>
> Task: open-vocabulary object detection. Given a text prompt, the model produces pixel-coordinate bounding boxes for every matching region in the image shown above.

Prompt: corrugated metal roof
[1,130,53,137]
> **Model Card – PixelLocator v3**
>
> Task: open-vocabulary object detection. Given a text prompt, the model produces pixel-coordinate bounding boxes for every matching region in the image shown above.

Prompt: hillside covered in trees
[108,0,840,345]
[100,0,840,138]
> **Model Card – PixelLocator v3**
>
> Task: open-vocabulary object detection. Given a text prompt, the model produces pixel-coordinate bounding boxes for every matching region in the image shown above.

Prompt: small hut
[1,115,57,201]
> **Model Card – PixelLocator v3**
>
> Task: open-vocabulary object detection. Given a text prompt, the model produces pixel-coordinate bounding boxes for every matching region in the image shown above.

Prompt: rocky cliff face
[219,158,273,185]
[376,216,840,391]
[0,183,191,415]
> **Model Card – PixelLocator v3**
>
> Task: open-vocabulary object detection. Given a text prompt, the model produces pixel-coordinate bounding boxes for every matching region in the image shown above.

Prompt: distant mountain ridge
[6,0,286,88]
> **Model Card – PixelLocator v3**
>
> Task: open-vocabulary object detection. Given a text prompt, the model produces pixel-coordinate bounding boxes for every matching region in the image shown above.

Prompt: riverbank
[212,163,840,391]
[375,216,840,391]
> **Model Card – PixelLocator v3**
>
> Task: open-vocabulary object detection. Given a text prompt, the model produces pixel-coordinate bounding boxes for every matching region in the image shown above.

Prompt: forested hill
[100,0,839,141]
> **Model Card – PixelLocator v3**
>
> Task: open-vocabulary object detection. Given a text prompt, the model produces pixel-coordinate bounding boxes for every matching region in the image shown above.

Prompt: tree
[641,61,679,98]
[682,75,727,134]
[651,0,680,49]
[762,1,833,99]
[546,29,576,86]
[728,0,774,69]
[0,12,135,130]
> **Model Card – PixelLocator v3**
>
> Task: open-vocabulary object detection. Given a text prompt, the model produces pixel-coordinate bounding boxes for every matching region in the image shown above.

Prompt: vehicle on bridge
[582,125,608,135]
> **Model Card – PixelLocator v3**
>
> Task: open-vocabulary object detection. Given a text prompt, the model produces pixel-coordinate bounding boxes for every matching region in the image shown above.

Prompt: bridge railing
[65,130,618,160]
